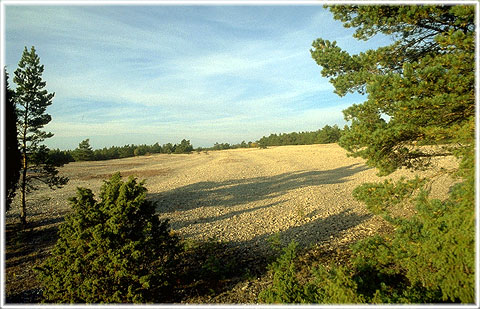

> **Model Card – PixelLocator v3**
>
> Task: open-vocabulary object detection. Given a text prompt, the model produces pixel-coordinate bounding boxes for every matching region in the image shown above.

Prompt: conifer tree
[73,139,94,161]
[259,6,475,304]
[4,68,21,212]
[14,46,68,226]
[303,5,475,303]
[174,139,193,154]
[311,5,474,175]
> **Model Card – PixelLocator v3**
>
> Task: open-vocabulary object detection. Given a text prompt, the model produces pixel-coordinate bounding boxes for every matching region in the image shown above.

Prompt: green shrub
[259,169,474,304]
[180,237,237,281]
[396,179,475,302]
[349,169,474,303]
[262,3,477,305]
[35,173,180,303]
[305,265,364,304]
[259,241,305,303]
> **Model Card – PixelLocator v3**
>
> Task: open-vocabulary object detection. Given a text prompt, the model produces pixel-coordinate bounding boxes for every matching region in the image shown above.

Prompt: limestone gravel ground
[7,144,456,254]
[5,144,457,302]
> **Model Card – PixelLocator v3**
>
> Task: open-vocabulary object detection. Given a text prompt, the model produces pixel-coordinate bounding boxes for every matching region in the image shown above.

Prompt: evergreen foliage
[4,69,22,212]
[261,4,475,304]
[72,139,94,161]
[203,140,252,151]
[13,46,68,225]
[260,182,475,304]
[162,143,175,154]
[309,5,475,303]
[48,149,75,165]
[35,173,180,303]
[211,142,232,151]
[257,125,343,147]
[60,139,196,162]
[174,139,194,154]
[201,125,342,152]
[311,5,474,176]
[51,126,341,164]
[259,241,305,303]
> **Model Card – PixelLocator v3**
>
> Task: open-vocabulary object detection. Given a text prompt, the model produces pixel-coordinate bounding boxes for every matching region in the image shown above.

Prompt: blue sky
[4,4,390,150]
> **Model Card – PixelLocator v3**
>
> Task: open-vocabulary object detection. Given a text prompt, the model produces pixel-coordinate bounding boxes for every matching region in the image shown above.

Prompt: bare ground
[4,144,457,303]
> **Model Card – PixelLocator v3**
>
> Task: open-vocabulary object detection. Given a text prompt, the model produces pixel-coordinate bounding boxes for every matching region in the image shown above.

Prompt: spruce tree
[14,46,68,226]
[4,68,21,212]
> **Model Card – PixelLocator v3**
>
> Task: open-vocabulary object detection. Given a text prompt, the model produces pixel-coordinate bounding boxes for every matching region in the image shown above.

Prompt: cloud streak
[4,5,387,149]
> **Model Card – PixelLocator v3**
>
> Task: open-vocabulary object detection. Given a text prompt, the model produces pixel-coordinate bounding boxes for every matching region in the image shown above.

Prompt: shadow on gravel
[173,209,372,302]
[234,208,372,257]
[173,200,286,229]
[148,164,372,302]
[5,288,43,304]
[5,214,67,304]
[234,208,372,273]
[5,214,65,269]
[150,163,370,214]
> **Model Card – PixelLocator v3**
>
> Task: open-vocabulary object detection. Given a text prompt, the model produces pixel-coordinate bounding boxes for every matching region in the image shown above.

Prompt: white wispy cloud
[5,5,372,149]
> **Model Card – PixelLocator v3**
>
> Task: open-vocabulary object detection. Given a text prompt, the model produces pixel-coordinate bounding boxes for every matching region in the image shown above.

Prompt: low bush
[35,173,180,303]
[258,241,305,303]
[259,174,474,304]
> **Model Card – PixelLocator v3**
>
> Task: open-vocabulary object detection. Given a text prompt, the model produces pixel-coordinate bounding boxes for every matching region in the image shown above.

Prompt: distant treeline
[203,125,343,151]
[201,141,255,151]
[48,139,194,163]
[50,125,343,163]
[256,124,343,147]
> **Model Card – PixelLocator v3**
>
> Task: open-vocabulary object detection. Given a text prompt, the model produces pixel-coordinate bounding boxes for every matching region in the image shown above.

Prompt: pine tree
[13,46,68,226]
[174,139,193,154]
[4,68,22,212]
[72,139,94,161]
[261,6,475,300]
[302,5,475,303]
[311,5,474,176]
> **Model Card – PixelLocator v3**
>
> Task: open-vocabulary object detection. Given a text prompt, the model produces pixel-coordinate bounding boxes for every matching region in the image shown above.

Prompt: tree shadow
[145,163,373,300]
[4,163,372,303]
[173,208,372,302]
[234,208,372,258]
[173,200,287,230]
[5,211,67,269]
[150,163,370,214]
[5,288,43,304]
[5,225,59,268]
[238,208,372,275]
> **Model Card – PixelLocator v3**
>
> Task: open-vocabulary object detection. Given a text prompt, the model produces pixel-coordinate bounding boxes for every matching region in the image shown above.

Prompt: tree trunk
[20,107,28,227]
[20,158,27,227]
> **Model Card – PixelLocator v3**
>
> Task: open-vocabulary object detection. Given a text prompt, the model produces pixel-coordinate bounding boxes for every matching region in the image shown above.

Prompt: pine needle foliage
[13,46,68,225]
[309,5,475,303]
[311,5,474,176]
[72,139,95,161]
[260,5,475,304]
[35,173,180,303]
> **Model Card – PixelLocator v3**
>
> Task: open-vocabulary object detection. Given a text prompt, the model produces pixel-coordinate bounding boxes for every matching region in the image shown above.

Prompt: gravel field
[7,143,457,255]
[5,143,458,303]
